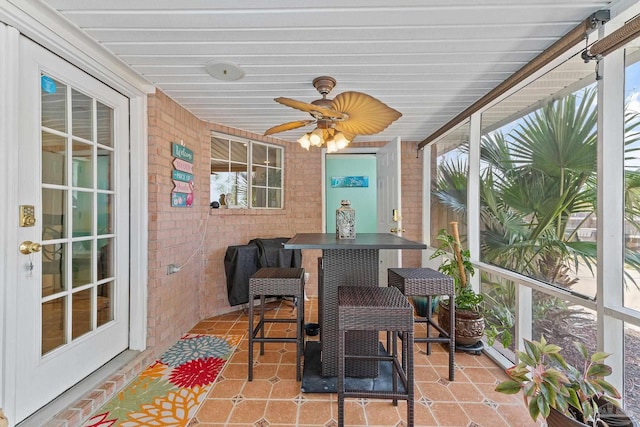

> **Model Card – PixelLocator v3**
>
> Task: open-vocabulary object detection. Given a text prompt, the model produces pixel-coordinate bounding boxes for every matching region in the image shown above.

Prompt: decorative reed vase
[336,200,356,239]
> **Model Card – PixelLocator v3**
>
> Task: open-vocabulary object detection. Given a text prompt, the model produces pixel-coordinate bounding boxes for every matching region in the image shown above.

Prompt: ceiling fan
[264,76,402,152]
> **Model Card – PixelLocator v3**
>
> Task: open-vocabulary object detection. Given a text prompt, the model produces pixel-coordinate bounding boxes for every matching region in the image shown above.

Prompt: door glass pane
[97,194,113,235]
[72,190,93,237]
[97,148,113,190]
[42,242,66,297]
[72,89,93,141]
[41,75,67,132]
[72,289,92,339]
[97,238,113,280]
[42,188,66,240]
[97,282,114,327]
[72,241,93,288]
[42,132,66,186]
[72,141,93,189]
[96,101,113,147]
[38,70,123,362]
[42,297,66,355]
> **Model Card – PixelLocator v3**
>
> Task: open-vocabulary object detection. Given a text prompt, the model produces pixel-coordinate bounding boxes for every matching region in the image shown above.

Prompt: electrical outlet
[167,264,181,275]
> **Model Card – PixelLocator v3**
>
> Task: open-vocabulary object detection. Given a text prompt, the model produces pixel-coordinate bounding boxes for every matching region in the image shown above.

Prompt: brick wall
[147,90,424,349]
[147,90,212,350]
[400,141,424,268]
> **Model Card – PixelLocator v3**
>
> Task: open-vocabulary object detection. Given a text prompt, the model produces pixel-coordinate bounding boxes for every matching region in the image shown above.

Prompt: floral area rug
[84,333,242,427]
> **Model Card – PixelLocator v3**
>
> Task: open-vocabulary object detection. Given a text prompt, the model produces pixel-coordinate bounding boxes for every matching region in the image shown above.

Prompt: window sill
[209,207,286,216]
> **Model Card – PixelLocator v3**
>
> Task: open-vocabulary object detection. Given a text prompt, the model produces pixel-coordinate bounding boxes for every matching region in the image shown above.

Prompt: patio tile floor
[189,297,541,427]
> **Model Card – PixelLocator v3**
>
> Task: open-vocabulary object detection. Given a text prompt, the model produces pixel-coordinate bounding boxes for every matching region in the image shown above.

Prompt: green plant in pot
[429,223,485,346]
[495,336,635,426]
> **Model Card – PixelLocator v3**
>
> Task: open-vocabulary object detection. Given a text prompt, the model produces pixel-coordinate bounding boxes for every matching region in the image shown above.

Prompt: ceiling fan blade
[263,119,315,136]
[274,97,345,119]
[331,92,402,135]
[341,131,356,141]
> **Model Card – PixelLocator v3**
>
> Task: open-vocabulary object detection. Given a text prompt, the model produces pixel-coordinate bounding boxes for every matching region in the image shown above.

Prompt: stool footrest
[415,318,450,338]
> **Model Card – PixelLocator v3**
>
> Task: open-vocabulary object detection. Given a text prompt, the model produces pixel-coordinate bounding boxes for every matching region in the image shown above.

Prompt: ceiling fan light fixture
[309,128,323,146]
[334,132,349,149]
[326,139,338,153]
[297,133,311,150]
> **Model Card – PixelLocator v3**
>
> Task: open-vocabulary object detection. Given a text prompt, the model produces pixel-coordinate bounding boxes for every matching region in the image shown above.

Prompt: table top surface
[284,233,427,250]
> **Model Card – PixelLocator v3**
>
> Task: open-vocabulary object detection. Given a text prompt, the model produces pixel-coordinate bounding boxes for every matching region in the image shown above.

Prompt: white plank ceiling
[39,0,617,144]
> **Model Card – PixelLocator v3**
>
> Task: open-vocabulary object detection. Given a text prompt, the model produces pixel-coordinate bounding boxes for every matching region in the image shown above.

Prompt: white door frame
[321,141,402,285]
[321,147,380,232]
[0,2,153,423]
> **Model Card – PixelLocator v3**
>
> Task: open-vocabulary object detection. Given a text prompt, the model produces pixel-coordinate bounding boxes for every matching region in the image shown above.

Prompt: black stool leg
[449,294,455,381]
[426,295,432,355]
[248,293,254,381]
[392,329,398,406]
[259,294,266,355]
[338,328,345,427]
[407,330,414,427]
[297,286,304,381]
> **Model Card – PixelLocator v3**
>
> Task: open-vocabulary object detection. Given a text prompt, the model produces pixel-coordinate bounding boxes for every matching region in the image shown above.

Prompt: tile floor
[188,297,542,427]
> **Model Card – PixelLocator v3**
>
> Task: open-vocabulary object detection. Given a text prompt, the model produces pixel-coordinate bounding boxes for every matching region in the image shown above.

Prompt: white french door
[13,36,130,422]
[377,137,402,285]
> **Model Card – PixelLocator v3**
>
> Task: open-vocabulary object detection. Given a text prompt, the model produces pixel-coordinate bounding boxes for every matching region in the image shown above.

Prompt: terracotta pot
[437,301,485,346]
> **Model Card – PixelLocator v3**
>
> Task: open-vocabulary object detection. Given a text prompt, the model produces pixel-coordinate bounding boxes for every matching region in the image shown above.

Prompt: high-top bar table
[284,233,426,385]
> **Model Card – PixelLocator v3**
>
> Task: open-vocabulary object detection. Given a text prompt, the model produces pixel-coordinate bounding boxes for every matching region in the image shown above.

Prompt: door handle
[19,241,42,254]
[390,227,405,233]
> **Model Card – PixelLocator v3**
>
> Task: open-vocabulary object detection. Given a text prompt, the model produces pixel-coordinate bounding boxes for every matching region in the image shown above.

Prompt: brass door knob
[19,241,42,254]
[390,227,406,233]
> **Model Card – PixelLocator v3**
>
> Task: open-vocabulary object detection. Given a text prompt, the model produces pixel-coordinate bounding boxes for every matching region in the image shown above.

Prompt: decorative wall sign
[171,142,195,207]
[331,176,369,188]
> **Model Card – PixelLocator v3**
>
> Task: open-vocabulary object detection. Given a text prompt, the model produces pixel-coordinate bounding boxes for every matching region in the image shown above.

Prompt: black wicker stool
[388,267,456,381]
[248,267,305,381]
[337,286,414,427]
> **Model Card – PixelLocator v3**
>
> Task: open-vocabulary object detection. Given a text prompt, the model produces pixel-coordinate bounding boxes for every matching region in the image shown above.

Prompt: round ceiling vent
[205,61,245,81]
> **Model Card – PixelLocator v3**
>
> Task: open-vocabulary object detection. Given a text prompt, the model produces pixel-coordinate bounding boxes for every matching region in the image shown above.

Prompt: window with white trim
[210,133,283,209]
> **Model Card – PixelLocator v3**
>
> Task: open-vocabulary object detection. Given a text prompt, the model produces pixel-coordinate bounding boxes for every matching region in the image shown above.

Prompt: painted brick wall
[147,90,425,350]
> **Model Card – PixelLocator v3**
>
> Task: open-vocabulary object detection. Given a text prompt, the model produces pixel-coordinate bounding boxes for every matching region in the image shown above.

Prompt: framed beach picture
[331,176,369,188]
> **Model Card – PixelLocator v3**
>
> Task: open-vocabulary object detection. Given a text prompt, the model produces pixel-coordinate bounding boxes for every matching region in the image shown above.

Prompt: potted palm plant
[495,336,636,426]
[429,222,485,347]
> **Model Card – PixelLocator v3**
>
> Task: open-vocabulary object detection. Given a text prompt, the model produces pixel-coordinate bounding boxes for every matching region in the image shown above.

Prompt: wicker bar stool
[388,267,456,381]
[248,267,305,381]
[337,286,414,427]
